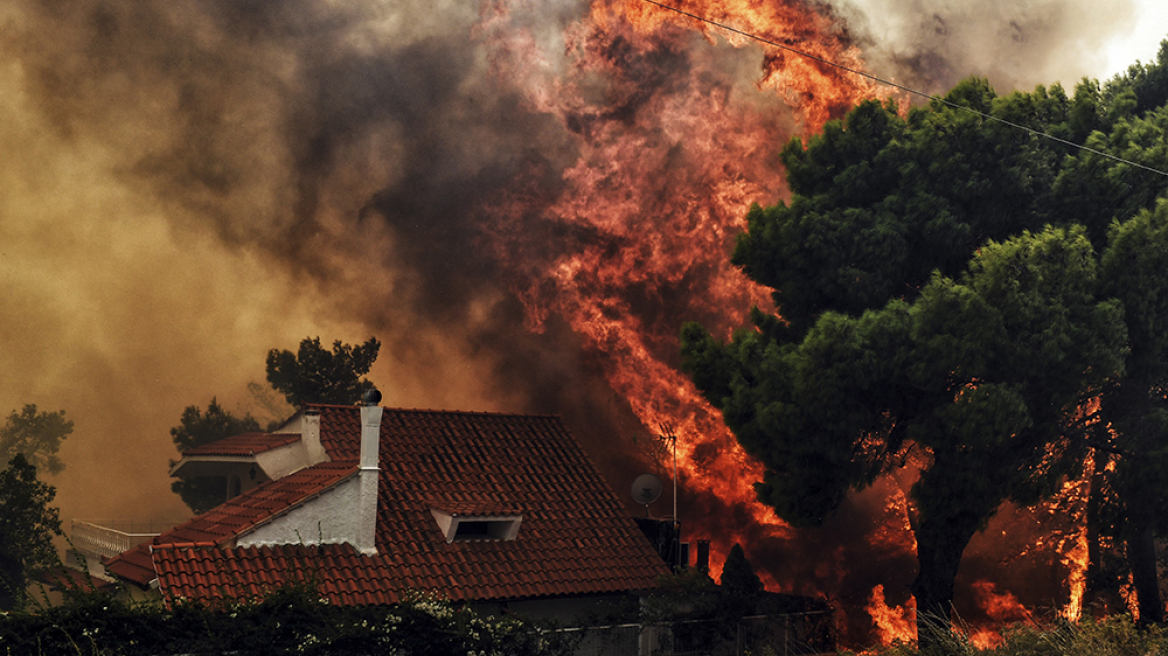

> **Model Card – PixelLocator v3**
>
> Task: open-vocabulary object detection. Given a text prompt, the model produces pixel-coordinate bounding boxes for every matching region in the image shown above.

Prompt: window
[454,521,492,540]
[430,508,522,543]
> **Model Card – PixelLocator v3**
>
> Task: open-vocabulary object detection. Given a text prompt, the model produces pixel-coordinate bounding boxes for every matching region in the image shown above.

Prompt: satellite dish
[632,473,663,507]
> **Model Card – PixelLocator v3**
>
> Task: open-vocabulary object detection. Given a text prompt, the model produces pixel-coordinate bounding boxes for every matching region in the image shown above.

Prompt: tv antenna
[659,422,679,525]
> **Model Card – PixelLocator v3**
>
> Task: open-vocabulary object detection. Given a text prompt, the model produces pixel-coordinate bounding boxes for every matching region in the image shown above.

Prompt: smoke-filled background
[0,0,1165,645]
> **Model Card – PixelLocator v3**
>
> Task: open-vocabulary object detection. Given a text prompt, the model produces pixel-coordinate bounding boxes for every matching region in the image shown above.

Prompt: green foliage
[1112,40,1168,118]
[720,543,763,596]
[0,404,73,475]
[170,397,262,454]
[0,585,566,655]
[169,398,261,514]
[685,226,1126,623]
[1101,200,1168,384]
[733,80,1080,339]
[683,55,1168,632]
[0,454,62,611]
[265,336,381,408]
[1048,105,1168,245]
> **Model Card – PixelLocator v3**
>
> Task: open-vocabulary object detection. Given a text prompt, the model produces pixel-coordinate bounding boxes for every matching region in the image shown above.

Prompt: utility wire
[642,0,1168,178]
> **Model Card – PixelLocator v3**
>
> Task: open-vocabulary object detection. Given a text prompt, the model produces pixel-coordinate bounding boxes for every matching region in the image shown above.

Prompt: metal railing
[70,519,184,560]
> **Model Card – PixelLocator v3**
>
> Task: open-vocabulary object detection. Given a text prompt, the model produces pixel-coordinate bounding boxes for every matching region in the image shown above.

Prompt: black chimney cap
[362,388,382,406]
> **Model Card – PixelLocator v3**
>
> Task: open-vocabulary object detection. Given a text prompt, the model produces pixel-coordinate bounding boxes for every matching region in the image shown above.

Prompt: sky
[1103,0,1168,79]
[1,0,1167,539]
[837,0,1168,94]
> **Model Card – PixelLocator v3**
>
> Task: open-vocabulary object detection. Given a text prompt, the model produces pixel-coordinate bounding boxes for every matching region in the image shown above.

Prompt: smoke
[0,0,1151,646]
[834,0,1141,93]
[1,0,684,525]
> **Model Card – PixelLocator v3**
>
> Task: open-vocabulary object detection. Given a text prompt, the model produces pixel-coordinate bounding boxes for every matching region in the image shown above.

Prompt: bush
[851,614,1168,656]
[0,583,567,655]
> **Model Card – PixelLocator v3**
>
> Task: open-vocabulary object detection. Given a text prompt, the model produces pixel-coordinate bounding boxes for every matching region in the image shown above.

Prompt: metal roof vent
[361,388,382,406]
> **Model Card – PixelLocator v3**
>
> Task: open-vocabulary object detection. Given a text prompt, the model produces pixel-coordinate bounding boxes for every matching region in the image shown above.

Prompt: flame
[476,0,1097,645]
[972,579,1033,622]
[958,581,1033,649]
[1060,466,1091,622]
[603,0,876,131]
[967,629,1001,650]
[478,0,879,586]
[866,584,916,647]
[1120,577,1139,620]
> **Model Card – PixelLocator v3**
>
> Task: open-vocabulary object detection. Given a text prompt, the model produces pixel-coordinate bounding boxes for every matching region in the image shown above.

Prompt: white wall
[236,475,362,548]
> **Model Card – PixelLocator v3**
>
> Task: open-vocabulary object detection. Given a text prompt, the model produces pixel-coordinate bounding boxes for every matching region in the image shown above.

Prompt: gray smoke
[834,0,1140,93]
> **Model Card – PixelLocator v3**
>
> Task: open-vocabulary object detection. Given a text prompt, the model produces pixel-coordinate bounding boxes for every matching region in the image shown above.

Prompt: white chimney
[357,390,383,555]
[302,409,326,464]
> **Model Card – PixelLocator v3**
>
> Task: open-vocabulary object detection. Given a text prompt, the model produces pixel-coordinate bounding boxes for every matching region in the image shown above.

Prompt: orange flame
[960,580,1034,649]
[866,584,916,647]
[1060,474,1091,622]
[972,580,1033,622]
[479,0,880,585]
[477,0,1097,646]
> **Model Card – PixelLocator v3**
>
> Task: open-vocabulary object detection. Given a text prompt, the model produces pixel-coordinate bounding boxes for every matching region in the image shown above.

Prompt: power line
[642,0,1168,178]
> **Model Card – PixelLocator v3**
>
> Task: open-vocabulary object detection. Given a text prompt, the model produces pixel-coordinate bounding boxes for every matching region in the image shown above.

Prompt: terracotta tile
[117,405,668,603]
[183,433,301,457]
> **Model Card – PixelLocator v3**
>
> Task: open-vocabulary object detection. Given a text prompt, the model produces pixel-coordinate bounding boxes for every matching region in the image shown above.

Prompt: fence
[548,611,833,656]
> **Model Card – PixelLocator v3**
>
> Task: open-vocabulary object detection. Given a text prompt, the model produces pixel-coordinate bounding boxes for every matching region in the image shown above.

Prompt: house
[101,395,670,622]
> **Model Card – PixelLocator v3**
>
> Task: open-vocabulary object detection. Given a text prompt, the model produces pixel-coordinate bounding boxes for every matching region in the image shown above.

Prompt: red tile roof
[181,432,300,457]
[115,405,669,604]
[152,543,398,606]
[429,501,523,516]
[106,460,357,585]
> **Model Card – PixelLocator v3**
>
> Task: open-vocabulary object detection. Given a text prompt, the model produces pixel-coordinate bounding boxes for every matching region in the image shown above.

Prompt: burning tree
[679,75,1168,638]
[684,224,1125,635]
[1094,200,1168,625]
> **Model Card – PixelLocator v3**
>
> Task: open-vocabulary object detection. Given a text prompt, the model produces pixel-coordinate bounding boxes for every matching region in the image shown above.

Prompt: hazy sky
[836,0,1167,93]
[1101,0,1168,79]
[1,0,1166,537]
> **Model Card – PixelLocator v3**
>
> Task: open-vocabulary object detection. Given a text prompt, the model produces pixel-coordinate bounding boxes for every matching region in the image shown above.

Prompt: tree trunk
[910,510,984,645]
[1085,457,1103,604]
[1127,524,1163,626]
[1084,449,1123,615]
